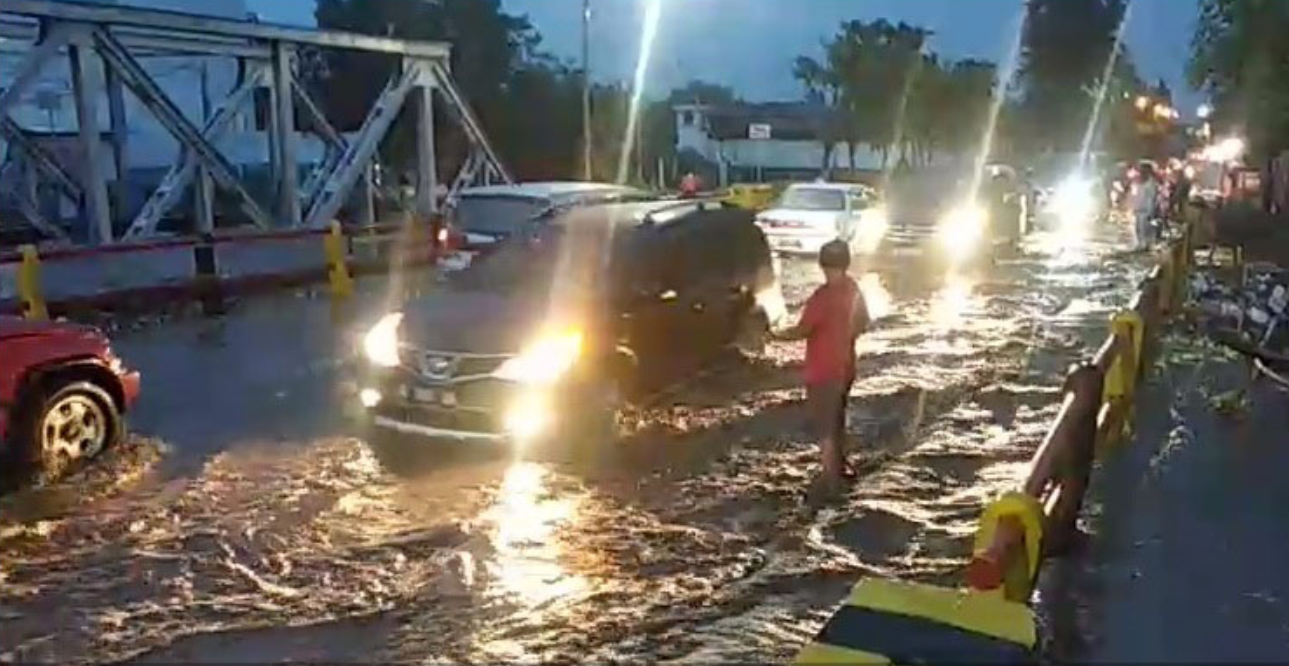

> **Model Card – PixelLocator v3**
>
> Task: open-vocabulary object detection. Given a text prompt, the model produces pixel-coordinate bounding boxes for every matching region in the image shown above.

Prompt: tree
[1019,0,1130,153]
[1190,0,1289,161]
[314,0,592,179]
[796,20,995,172]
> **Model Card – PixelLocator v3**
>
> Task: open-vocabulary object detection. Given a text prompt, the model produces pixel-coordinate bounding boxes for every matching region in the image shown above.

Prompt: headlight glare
[494,329,584,385]
[363,312,404,367]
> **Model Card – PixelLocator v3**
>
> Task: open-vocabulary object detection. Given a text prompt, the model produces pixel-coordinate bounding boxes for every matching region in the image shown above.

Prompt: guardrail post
[325,220,354,300]
[1102,311,1143,446]
[967,492,1046,602]
[193,233,225,316]
[17,244,48,321]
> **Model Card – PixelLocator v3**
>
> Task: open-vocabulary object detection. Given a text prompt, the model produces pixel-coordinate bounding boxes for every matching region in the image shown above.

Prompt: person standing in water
[772,240,871,491]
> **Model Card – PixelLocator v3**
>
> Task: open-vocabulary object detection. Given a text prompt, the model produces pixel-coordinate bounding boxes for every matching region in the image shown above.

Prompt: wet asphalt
[1041,334,1289,663]
[0,221,1153,664]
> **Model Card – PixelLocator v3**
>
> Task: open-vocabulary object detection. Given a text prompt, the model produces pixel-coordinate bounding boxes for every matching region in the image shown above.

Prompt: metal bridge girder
[0,116,83,203]
[303,61,421,228]
[92,26,274,230]
[0,21,73,119]
[123,65,268,238]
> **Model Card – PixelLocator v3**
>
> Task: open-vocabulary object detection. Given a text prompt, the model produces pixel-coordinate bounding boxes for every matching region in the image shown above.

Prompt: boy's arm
[852,291,871,338]
[772,295,818,341]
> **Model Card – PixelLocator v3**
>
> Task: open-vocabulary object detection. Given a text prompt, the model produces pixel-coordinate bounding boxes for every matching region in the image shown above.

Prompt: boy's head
[819,240,851,279]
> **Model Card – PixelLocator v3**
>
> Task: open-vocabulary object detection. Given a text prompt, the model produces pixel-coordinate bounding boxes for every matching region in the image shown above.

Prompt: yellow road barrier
[794,578,1037,665]
[970,492,1046,603]
[325,221,354,300]
[17,244,48,321]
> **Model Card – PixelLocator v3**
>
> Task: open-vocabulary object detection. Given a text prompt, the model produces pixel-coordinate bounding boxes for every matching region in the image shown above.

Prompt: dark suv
[355,199,781,454]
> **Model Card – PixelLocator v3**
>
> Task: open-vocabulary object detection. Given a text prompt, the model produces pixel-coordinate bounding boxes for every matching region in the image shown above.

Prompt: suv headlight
[494,329,583,385]
[363,312,404,367]
[938,203,986,249]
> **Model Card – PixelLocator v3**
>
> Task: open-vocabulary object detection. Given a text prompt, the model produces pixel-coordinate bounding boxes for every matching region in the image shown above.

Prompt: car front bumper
[763,231,835,255]
[370,414,509,443]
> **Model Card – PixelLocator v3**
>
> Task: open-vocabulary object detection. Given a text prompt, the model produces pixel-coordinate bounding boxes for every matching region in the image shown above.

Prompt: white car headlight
[1051,178,1097,226]
[855,207,890,253]
[494,329,584,385]
[363,312,404,367]
[938,203,987,250]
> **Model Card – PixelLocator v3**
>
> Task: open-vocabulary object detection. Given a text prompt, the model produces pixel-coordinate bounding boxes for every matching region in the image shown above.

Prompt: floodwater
[1,220,1148,664]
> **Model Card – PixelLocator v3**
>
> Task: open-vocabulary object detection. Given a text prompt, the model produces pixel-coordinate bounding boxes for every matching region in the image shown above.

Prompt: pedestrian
[771,240,871,493]
[1131,162,1160,251]
[679,172,701,198]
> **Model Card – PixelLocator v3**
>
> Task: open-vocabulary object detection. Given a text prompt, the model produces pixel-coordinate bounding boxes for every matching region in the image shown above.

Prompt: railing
[965,221,1193,603]
[793,219,1197,664]
[2,217,448,318]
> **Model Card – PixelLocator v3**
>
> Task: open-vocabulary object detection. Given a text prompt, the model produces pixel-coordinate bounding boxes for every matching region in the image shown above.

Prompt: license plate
[775,239,803,249]
[410,386,457,406]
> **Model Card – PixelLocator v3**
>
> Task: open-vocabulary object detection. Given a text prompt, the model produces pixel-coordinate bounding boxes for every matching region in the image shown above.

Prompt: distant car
[754,182,888,256]
[447,181,649,248]
[355,199,782,457]
[0,317,140,479]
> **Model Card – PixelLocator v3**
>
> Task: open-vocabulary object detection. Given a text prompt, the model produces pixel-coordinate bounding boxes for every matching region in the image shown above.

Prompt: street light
[1197,103,1213,120]
[582,0,593,181]
[1135,95,1151,111]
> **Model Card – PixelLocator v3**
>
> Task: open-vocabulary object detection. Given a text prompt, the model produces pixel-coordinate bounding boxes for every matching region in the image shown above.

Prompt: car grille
[409,350,507,381]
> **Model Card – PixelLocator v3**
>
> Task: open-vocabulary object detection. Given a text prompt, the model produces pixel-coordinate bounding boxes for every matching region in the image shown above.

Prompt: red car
[0,316,140,479]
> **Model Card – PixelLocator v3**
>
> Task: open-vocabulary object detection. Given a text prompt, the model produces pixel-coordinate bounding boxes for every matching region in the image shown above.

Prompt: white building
[674,102,884,186]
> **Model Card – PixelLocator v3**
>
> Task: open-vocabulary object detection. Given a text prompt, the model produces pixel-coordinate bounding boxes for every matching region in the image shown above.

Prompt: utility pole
[582,0,593,181]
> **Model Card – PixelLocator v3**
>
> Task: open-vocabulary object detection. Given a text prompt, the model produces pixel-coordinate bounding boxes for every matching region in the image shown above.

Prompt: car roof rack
[639,197,730,226]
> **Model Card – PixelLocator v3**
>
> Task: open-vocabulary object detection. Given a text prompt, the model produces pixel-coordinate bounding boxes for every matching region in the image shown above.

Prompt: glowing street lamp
[1197,103,1213,120]
[1135,95,1151,111]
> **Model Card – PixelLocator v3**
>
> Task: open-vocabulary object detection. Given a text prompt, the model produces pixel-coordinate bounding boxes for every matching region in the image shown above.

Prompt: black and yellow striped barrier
[795,578,1037,664]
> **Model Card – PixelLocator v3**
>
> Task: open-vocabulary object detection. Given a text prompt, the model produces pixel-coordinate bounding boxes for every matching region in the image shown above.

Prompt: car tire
[16,380,122,482]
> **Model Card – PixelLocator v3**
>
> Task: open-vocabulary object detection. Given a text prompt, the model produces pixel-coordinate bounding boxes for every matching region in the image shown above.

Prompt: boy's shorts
[806,376,854,441]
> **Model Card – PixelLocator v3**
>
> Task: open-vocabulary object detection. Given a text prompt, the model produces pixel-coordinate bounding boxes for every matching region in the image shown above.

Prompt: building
[674,101,883,186]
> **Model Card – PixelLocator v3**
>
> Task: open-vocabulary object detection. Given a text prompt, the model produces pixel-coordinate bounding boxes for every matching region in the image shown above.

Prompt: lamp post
[582,0,593,180]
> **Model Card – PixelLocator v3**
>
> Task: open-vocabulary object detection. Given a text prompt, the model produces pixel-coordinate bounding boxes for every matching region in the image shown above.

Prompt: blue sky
[248,0,1202,113]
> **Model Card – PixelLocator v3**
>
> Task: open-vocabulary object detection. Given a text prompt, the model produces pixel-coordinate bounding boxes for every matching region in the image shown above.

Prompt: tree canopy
[794,19,995,170]
[1190,0,1289,161]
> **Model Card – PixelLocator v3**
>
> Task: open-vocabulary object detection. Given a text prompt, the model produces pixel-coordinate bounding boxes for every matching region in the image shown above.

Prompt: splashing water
[616,0,665,185]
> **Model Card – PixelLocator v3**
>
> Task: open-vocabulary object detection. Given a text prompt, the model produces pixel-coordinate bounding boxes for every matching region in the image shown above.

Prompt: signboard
[748,123,772,140]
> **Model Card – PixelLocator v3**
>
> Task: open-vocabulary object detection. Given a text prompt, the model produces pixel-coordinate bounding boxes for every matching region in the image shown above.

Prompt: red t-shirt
[799,276,867,385]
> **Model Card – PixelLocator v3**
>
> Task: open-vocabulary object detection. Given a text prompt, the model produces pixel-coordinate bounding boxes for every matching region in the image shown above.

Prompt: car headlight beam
[938,203,986,254]
[494,329,584,385]
[1052,177,1096,227]
[363,312,404,367]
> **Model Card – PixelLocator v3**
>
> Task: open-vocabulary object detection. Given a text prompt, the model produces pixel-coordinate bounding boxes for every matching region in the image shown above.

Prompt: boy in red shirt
[772,240,870,487]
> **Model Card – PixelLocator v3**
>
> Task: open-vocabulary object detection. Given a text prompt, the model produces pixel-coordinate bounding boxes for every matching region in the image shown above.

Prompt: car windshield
[451,196,550,236]
[776,188,846,211]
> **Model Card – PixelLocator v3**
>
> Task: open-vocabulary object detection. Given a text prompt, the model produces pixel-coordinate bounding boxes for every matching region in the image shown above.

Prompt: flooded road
[1,221,1149,664]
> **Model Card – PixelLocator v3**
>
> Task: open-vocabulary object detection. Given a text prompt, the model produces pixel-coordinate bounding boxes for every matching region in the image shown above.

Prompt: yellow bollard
[324,221,354,300]
[17,244,48,321]
[1102,310,1144,446]
[971,492,1046,603]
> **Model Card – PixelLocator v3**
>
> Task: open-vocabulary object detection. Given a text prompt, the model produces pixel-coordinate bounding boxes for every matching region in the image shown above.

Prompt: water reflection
[859,272,895,320]
[930,272,979,329]
[482,462,586,608]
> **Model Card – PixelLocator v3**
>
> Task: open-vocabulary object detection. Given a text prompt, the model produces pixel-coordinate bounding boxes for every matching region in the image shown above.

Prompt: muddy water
[0,224,1148,664]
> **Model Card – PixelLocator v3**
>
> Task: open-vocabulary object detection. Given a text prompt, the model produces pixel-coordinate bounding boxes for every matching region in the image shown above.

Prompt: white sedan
[754,183,888,256]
